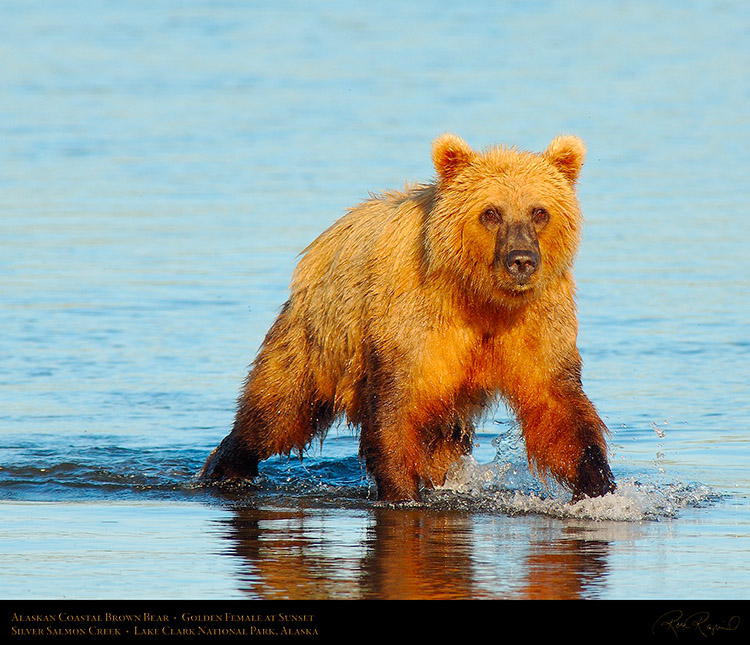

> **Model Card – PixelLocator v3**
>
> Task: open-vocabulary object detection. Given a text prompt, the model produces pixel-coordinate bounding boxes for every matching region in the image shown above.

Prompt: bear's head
[426,133,586,308]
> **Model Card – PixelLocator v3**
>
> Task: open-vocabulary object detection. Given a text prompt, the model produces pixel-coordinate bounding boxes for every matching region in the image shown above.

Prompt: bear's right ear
[432,134,474,182]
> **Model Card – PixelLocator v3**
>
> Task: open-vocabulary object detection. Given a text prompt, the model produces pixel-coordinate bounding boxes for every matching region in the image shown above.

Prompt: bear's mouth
[506,282,536,296]
[492,278,539,302]
[510,275,535,288]
[491,262,539,295]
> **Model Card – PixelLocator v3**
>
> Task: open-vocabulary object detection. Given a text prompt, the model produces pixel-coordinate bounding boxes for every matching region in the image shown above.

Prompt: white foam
[435,455,720,522]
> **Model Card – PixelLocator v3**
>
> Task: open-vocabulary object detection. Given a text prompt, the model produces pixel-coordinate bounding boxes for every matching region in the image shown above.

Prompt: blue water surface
[1,0,748,600]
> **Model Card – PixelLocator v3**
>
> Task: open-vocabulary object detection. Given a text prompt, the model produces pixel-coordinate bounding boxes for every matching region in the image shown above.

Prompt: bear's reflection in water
[218,504,611,600]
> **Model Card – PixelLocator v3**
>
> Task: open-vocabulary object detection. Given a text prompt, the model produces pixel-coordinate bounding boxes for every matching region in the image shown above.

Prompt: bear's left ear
[432,134,475,182]
[543,135,586,184]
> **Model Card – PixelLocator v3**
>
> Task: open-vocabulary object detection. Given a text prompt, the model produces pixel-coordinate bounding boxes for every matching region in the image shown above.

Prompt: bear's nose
[505,250,538,279]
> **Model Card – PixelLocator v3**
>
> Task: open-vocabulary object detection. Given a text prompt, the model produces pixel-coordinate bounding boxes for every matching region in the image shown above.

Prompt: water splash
[433,455,721,521]
[0,432,722,519]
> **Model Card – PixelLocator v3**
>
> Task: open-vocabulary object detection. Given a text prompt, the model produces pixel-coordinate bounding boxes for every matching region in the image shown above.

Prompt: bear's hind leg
[198,425,260,483]
[199,311,336,486]
[199,385,335,485]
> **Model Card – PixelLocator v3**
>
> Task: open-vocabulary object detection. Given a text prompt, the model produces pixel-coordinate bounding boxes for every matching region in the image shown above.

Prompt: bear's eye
[480,207,502,228]
[532,207,550,226]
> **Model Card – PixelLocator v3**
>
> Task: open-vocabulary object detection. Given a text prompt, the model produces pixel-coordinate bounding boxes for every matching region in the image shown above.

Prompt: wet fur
[201,134,616,502]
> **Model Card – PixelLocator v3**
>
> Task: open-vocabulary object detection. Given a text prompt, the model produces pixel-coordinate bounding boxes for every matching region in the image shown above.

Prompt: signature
[653,610,741,638]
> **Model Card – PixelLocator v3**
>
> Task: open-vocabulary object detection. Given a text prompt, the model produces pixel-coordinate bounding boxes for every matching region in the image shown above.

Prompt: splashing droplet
[651,422,667,439]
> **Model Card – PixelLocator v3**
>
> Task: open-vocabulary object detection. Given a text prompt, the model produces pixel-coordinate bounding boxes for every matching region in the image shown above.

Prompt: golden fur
[200,134,615,502]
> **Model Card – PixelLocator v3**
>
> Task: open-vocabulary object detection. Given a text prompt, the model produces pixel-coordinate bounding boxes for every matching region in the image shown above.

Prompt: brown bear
[200,133,616,503]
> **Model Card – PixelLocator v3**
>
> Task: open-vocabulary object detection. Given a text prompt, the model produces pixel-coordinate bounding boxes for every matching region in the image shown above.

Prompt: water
[1,0,748,603]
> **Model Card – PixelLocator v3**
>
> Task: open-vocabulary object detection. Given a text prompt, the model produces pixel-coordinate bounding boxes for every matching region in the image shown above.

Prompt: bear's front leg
[509,367,616,501]
[360,416,423,502]
[358,385,428,502]
[571,443,616,501]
